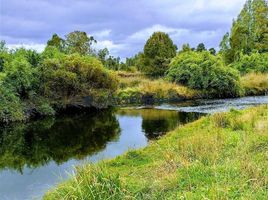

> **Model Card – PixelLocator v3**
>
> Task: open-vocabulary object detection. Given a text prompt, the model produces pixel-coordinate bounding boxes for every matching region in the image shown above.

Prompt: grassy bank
[115,71,202,105]
[45,105,268,199]
[115,72,268,106]
[241,73,268,96]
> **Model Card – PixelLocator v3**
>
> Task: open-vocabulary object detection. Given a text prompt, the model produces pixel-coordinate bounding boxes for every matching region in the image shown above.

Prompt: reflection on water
[118,109,203,139]
[0,109,120,173]
[0,108,203,200]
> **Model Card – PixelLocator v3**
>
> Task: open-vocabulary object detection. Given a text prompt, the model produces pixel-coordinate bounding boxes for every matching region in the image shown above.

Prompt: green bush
[167,51,243,97]
[3,57,38,99]
[230,52,268,74]
[40,54,118,100]
[0,86,25,123]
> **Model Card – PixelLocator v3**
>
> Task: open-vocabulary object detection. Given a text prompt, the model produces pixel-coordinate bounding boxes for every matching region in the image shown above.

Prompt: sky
[0,0,246,59]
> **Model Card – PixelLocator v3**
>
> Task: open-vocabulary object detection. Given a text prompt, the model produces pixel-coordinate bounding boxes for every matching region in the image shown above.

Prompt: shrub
[40,54,118,101]
[0,86,25,123]
[230,52,268,74]
[3,57,38,99]
[167,51,243,97]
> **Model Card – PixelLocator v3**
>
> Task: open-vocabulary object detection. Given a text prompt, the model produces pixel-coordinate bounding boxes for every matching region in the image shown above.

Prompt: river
[0,95,267,200]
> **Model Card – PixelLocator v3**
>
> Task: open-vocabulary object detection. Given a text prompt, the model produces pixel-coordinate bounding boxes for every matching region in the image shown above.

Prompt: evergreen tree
[143,32,177,76]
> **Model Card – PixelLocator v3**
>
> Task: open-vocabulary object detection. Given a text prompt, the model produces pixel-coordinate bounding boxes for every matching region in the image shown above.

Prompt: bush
[40,54,118,100]
[167,51,243,97]
[230,52,268,74]
[0,86,25,123]
[3,57,38,99]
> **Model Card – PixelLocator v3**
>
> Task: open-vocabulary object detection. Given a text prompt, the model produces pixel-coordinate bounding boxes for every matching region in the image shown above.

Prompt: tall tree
[47,34,65,52]
[143,32,177,76]
[65,31,96,55]
[220,0,268,64]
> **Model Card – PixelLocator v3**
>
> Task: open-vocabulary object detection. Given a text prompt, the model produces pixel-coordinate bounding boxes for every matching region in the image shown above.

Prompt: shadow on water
[0,109,120,173]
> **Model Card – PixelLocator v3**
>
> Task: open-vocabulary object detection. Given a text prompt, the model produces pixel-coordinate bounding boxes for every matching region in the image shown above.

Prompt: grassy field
[44,105,268,200]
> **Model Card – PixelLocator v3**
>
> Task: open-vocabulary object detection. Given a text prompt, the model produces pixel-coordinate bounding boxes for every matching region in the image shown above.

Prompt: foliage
[220,0,268,64]
[47,34,65,52]
[40,54,118,101]
[0,86,25,123]
[65,31,96,55]
[230,52,268,74]
[167,51,243,97]
[143,32,177,76]
[196,43,206,52]
[45,106,268,199]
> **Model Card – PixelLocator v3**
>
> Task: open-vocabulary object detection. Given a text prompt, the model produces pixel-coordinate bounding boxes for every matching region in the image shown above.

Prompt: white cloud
[93,40,125,55]
[128,24,188,41]
[92,29,112,40]
[7,43,46,52]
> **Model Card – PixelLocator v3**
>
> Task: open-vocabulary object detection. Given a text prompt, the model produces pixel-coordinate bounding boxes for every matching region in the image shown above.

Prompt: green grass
[44,105,268,200]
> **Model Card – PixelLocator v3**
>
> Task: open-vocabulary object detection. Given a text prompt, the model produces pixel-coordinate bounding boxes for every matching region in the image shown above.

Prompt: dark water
[0,108,202,200]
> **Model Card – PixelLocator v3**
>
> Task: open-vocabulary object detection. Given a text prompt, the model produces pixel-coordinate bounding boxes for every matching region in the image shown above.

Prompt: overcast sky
[0,0,245,58]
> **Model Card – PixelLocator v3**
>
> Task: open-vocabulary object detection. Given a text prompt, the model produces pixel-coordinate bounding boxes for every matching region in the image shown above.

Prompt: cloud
[7,43,46,52]
[0,0,246,58]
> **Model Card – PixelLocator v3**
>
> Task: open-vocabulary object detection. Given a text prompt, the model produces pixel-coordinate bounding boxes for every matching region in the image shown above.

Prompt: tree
[220,0,268,64]
[0,40,11,72]
[181,43,192,52]
[143,32,177,76]
[196,43,206,52]
[65,31,96,55]
[209,48,216,55]
[97,48,109,65]
[47,34,65,52]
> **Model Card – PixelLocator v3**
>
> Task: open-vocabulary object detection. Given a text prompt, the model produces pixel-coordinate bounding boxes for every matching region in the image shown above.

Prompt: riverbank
[115,72,268,106]
[44,105,268,199]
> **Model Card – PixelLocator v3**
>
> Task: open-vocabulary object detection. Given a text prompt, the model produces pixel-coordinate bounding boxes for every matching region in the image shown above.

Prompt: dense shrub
[0,86,25,123]
[230,52,268,74]
[3,57,38,99]
[167,51,243,97]
[40,54,118,100]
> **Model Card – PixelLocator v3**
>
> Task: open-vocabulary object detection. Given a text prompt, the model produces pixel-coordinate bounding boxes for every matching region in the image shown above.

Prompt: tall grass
[45,105,268,200]
[116,72,201,105]
[241,73,268,95]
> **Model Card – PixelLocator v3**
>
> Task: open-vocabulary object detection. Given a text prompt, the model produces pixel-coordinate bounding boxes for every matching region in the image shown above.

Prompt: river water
[0,95,267,200]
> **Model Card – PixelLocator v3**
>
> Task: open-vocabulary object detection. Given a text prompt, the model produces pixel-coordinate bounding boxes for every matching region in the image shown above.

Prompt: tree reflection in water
[0,109,120,173]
